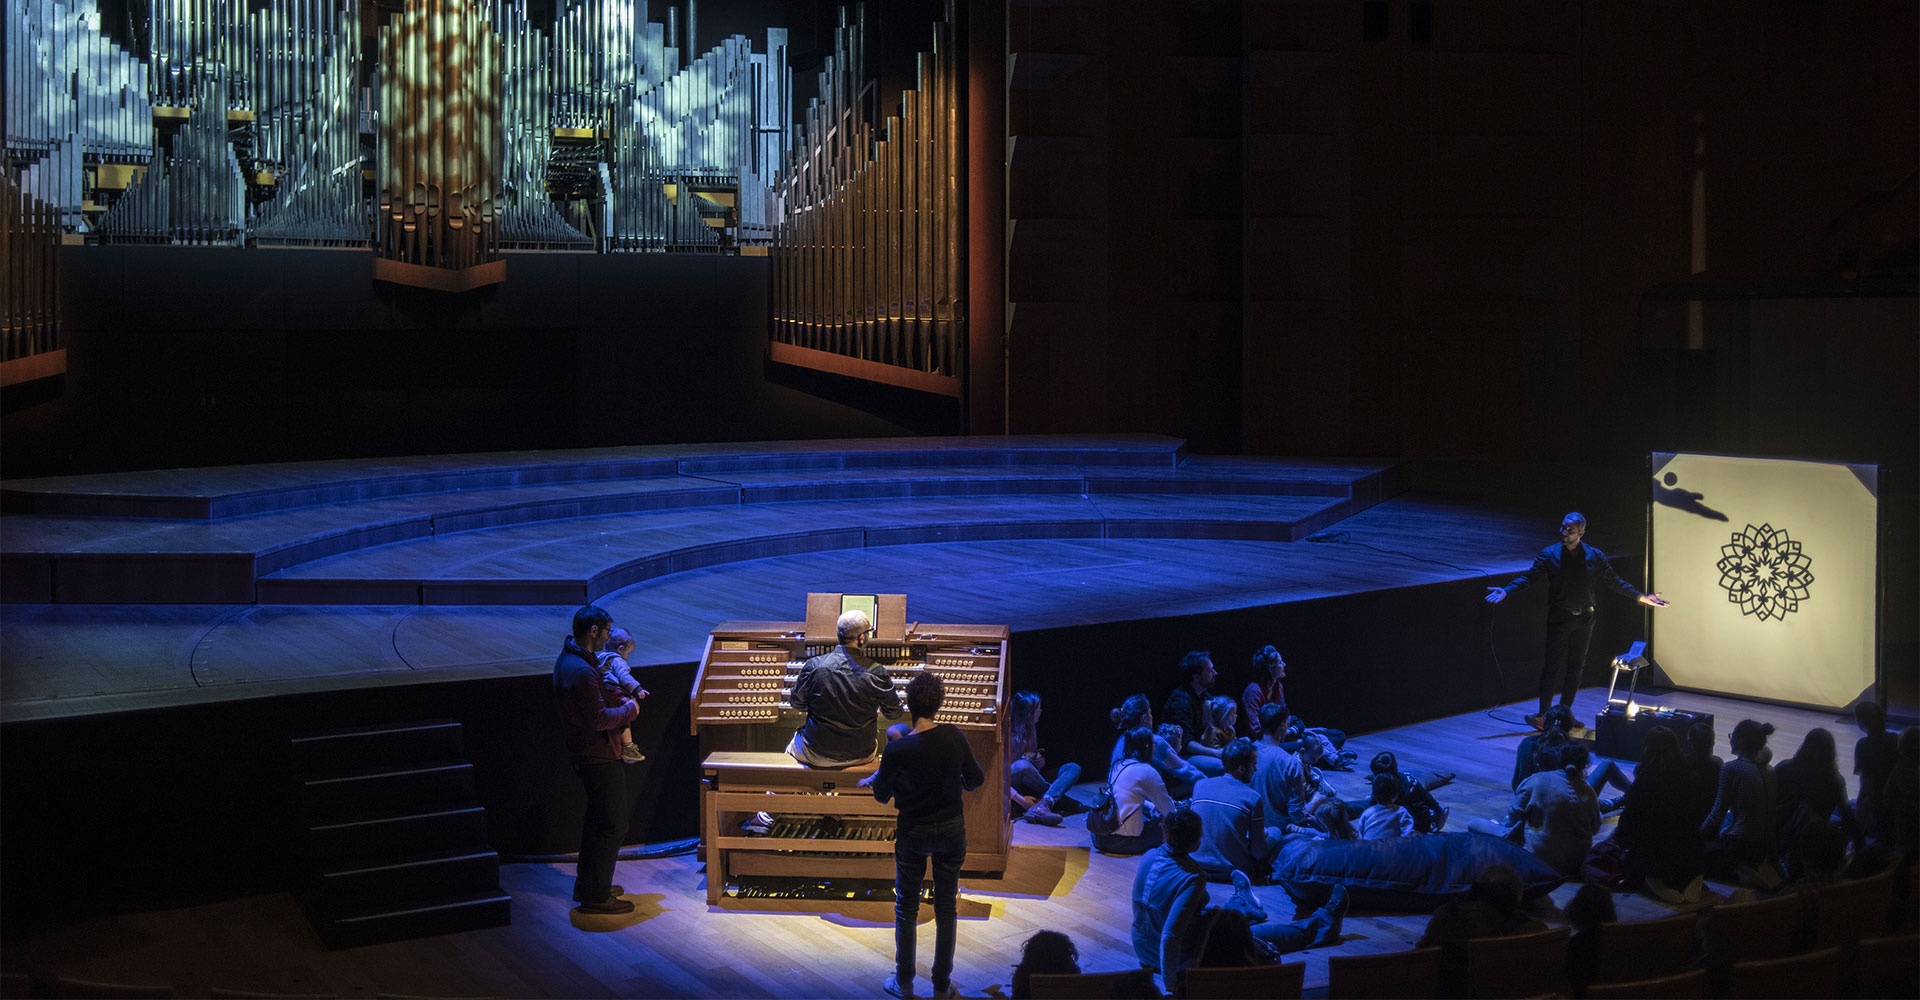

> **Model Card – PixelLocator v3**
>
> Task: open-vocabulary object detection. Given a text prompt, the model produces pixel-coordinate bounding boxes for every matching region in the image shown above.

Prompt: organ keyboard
[692,594,1010,902]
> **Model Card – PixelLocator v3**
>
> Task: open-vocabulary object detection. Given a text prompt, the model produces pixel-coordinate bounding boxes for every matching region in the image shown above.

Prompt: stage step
[315,889,514,951]
[293,720,509,949]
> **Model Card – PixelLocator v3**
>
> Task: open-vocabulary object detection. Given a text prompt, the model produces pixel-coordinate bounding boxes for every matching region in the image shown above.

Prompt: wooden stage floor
[0,688,1868,999]
[0,436,1557,723]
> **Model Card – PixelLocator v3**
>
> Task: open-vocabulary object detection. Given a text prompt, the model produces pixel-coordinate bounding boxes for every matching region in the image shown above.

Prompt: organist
[785,609,907,767]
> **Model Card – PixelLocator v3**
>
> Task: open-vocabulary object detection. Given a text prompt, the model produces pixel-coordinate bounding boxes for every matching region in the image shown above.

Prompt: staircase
[292,719,511,949]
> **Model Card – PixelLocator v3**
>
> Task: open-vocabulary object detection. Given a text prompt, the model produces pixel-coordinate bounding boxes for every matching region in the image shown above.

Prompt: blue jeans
[895,816,966,992]
[1011,759,1082,804]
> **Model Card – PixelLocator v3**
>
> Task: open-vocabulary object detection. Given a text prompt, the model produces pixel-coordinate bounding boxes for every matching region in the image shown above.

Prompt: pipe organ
[1,174,63,387]
[3,0,808,258]
[769,1,964,387]
[374,0,503,281]
[692,593,1009,903]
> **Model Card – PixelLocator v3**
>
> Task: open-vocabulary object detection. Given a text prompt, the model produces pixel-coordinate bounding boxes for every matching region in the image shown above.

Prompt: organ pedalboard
[690,593,1010,903]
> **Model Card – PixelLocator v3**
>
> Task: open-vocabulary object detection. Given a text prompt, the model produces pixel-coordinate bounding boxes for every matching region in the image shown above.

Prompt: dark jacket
[1501,542,1644,617]
[790,645,902,762]
[553,636,637,765]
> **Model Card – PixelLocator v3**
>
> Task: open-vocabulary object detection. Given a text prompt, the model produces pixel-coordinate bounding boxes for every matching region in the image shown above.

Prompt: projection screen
[1650,453,1879,709]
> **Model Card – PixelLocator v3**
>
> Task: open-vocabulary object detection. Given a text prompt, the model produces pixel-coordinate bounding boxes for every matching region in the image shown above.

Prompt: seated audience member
[1132,809,1213,982]
[1201,695,1240,754]
[1513,705,1631,810]
[1683,720,1723,822]
[1370,750,1449,833]
[1010,930,1079,1000]
[1612,726,1704,904]
[1701,719,1781,886]
[1359,772,1416,839]
[1096,726,1179,856]
[1242,645,1288,739]
[1162,652,1228,777]
[1189,738,1282,880]
[1312,798,1360,841]
[1112,694,1207,799]
[1007,691,1080,827]
[1472,741,1601,877]
[1169,897,1347,999]
[1137,814,1350,998]
[1251,703,1316,830]
[1774,727,1863,877]
[1780,818,1851,893]
[1563,883,1617,998]
[1417,864,1548,998]
[1854,701,1899,844]
[1889,726,1920,867]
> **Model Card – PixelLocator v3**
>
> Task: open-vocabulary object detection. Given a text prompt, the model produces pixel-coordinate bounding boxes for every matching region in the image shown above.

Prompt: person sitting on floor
[1359,772,1416,839]
[1133,808,1349,997]
[1111,693,1207,799]
[1471,740,1601,877]
[1512,705,1631,811]
[1612,725,1705,904]
[1007,691,1080,827]
[1701,719,1782,888]
[1095,726,1180,856]
[1251,703,1317,832]
[1369,750,1450,832]
[1189,738,1282,881]
[1774,727,1864,878]
[1162,651,1228,777]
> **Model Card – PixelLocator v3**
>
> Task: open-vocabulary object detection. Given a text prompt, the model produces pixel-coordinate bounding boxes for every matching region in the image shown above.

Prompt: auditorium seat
[48,974,176,998]
[1466,926,1569,998]
[1697,891,1805,969]
[1182,961,1303,999]
[1583,968,1708,999]
[1586,911,1699,987]
[1850,932,1920,999]
[1027,969,1161,998]
[1719,945,1841,998]
[1326,946,1441,999]
[1811,870,1897,950]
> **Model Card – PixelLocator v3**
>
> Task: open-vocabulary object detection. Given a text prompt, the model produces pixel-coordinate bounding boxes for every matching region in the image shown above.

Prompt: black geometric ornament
[1716,523,1814,621]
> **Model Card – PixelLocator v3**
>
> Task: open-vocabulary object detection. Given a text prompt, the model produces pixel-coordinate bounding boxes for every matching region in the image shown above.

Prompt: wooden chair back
[1182,961,1303,999]
[49,975,177,998]
[1722,945,1841,998]
[1697,891,1805,968]
[1326,946,1441,999]
[1851,933,1920,999]
[1583,968,1708,999]
[1811,869,1896,949]
[1027,970,1158,999]
[1589,911,1699,986]
[1466,926,1570,998]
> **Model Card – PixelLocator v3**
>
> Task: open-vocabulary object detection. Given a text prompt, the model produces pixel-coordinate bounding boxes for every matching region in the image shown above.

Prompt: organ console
[692,593,1010,903]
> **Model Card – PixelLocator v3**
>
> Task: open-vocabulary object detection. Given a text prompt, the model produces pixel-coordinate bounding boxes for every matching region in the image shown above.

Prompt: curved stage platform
[1,435,1649,932]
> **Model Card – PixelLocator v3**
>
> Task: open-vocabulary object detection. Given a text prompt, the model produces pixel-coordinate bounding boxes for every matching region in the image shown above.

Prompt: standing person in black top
[786,609,904,767]
[553,604,640,915]
[1486,512,1668,730]
[874,671,985,999]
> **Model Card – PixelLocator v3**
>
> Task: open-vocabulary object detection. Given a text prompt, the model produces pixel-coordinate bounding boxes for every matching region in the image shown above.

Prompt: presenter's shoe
[621,744,647,763]
[1525,714,1546,732]
[927,982,959,999]
[578,895,635,915]
[1315,884,1350,947]
[883,974,914,999]
[573,883,624,902]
